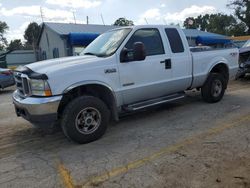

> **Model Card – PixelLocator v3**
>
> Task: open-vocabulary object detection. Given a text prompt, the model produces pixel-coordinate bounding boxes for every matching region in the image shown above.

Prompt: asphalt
[0,78,250,188]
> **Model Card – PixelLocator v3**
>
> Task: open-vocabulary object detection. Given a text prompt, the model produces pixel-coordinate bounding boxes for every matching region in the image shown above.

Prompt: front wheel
[61,96,110,144]
[201,73,226,103]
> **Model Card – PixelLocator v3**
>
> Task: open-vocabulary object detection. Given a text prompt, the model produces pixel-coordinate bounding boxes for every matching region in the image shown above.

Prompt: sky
[0,0,232,42]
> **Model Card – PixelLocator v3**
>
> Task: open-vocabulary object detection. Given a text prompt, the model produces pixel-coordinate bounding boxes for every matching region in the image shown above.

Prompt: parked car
[236,46,250,78]
[0,68,15,89]
[13,25,239,144]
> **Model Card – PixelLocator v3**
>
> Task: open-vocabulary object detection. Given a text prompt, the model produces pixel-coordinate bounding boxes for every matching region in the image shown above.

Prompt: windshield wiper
[84,52,107,57]
[84,52,97,56]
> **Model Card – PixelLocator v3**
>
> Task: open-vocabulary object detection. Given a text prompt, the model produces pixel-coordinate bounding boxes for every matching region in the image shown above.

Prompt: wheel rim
[212,79,223,98]
[75,107,101,135]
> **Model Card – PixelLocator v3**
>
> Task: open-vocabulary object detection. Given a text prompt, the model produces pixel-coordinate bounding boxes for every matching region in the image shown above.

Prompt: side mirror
[120,48,129,62]
[120,42,146,63]
[133,42,146,61]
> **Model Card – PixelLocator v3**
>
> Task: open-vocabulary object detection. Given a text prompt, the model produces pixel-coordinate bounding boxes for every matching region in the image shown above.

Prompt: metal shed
[37,22,118,60]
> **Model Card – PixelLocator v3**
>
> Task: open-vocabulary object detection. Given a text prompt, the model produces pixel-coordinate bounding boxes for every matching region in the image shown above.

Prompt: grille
[14,72,31,97]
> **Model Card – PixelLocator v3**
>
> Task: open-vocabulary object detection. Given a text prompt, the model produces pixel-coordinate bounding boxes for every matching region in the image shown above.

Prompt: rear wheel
[201,73,226,103]
[61,96,110,144]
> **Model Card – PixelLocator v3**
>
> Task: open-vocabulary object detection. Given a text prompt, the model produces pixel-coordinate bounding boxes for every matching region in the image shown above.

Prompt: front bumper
[236,62,250,78]
[12,90,62,124]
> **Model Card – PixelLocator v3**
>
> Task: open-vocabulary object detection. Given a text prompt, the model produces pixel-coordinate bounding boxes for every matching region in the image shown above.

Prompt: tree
[183,13,246,36]
[195,14,210,31]
[183,17,198,29]
[228,0,250,34]
[0,21,9,50]
[7,39,24,51]
[229,22,246,36]
[24,22,41,59]
[24,22,41,50]
[114,17,134,26]
[206,14,239,35]
[183,15,211,30]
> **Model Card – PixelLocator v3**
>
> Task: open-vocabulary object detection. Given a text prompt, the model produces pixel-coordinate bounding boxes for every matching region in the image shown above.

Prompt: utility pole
[86,16,89,24]
[144,18,148,24]
[40,7,44,22]
[72,11,76,24]
[101,14,105,25]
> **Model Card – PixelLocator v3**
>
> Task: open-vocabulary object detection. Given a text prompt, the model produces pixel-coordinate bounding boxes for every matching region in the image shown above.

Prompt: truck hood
[26,55,103,75]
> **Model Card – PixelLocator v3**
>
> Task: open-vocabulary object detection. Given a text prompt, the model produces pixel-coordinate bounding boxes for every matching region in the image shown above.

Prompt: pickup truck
[13,25,239,144]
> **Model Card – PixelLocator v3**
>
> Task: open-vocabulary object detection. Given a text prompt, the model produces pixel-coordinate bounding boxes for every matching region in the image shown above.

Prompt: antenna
[162,19,167,25]
[100,14,105,25]
[144,18,148,24]
[40,7,44,22]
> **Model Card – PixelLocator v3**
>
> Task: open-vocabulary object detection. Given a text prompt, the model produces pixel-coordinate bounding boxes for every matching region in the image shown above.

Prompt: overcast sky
[0,0,232,42]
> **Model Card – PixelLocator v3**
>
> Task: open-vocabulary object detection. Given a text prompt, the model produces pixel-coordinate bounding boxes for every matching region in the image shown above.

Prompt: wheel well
[210,63,229,86]
[58,84,118,121]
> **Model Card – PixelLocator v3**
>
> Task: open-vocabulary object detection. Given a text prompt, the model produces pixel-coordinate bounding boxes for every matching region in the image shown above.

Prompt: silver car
[0,68,15,89]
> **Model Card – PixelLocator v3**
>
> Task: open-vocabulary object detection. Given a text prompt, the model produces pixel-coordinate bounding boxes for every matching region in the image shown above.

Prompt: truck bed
[191,47,239,88]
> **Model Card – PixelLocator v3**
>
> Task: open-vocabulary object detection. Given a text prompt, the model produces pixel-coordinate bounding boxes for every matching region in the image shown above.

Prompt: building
[0,50,36,68]
[6,50,36,67]
[230,35,250,41]
[37,22,118,60]
[230,35,250,48]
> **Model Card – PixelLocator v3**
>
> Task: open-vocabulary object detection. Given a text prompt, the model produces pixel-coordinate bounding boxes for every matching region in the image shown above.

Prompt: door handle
[160,59,171,69]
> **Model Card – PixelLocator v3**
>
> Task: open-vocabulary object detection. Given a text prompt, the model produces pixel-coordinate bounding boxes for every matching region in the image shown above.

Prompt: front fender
[63,80,115,94]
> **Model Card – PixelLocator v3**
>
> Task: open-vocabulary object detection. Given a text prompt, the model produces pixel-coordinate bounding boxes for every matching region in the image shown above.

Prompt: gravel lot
[0,78,250,188]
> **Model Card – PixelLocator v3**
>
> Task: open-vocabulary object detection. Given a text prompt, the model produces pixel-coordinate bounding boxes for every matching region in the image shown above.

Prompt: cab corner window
[165,28,184,53]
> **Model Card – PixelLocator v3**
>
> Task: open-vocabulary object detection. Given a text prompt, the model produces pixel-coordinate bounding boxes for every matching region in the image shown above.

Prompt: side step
[123,92,185,111]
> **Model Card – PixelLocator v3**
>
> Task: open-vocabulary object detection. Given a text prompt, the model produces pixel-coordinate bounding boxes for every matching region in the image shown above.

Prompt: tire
[201,73,226,103]
[61,96,110,144]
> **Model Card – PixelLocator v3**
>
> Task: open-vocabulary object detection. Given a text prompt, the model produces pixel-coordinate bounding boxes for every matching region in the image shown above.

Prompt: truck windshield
[81,28,132,57]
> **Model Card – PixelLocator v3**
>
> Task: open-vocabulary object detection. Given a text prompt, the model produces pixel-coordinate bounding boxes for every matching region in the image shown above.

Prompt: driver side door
[118,28,173,105]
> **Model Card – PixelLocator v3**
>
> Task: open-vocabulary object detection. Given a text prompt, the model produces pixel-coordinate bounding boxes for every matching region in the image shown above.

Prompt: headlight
[30,79,52,96]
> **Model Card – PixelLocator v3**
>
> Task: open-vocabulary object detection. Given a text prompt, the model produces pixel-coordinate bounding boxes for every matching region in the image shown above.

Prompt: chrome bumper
[13,90,62,124]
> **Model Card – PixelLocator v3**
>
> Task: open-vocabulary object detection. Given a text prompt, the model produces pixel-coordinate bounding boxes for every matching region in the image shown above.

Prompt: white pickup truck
[13,25,239,144]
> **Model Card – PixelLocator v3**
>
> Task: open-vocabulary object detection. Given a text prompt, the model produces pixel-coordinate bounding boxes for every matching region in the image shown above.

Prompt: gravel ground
[0,78,250,188]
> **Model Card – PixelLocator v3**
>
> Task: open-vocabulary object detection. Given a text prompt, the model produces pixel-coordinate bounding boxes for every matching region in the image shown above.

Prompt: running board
[123,92,185,111]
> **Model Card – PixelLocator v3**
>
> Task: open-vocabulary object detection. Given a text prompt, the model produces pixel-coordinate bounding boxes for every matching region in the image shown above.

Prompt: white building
[37,22,117,60]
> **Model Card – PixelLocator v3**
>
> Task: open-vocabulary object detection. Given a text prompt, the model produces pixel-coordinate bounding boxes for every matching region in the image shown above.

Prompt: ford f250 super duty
[13,25,239,144]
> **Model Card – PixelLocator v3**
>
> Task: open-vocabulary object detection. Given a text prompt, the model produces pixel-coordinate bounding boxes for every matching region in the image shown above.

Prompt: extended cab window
[165,28,184,53]
[125,28,164,56]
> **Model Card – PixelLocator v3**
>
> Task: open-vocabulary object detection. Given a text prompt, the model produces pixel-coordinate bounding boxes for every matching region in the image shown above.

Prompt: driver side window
[125,28,165,56]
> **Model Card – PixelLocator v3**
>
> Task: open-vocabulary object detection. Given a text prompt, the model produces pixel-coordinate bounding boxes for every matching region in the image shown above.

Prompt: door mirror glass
[120,42,146,63]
